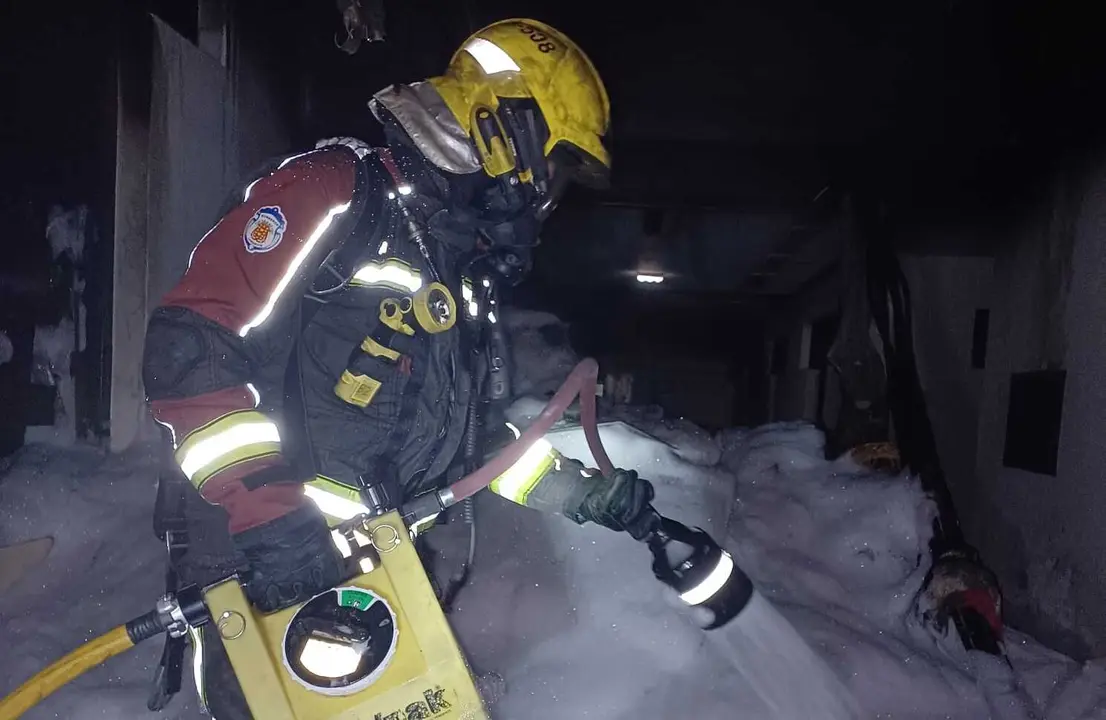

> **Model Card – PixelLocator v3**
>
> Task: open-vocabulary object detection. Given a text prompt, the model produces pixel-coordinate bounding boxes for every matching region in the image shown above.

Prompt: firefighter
[143,18,657,629]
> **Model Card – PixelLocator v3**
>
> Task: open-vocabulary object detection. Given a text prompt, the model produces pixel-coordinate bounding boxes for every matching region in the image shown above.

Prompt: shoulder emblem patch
[243,206,287,253]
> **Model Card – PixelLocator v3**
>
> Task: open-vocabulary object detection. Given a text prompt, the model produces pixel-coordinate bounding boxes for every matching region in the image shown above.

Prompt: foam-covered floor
[2,417,1104,718]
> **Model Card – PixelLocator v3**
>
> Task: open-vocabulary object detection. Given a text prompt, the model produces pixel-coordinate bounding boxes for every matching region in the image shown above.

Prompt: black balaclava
[378,107,543,286]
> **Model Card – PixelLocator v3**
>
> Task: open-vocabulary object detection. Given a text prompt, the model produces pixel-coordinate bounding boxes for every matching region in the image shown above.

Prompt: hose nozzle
[644,512,753,629]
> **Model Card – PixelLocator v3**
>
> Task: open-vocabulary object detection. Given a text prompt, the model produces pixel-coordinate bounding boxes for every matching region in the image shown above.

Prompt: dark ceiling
[15,0,1099,314]
[273,0,1102,308]
[290,0,1101,206]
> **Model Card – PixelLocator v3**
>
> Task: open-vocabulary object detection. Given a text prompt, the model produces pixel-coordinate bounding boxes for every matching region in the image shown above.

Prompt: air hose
[451,358,613,499]
[404,358,754,628]
[0,610,170,719]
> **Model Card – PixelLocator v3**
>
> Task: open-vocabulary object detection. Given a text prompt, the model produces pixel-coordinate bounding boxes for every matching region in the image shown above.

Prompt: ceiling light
[636,274,665,284]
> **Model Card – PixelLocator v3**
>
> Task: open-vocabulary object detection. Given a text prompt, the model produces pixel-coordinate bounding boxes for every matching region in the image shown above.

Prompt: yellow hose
[0,625,135,720]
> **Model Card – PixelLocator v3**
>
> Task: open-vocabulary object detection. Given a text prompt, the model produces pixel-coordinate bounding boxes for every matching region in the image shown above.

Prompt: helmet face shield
[535,142,609,221]
[536,159,571,221]
[551,140,610,190]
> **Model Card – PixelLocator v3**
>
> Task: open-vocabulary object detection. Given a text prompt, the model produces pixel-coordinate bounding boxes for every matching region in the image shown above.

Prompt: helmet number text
[517,23,557,53]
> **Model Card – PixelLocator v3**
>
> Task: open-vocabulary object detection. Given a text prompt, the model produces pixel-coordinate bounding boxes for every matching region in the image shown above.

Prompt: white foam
[1,411,1104,718]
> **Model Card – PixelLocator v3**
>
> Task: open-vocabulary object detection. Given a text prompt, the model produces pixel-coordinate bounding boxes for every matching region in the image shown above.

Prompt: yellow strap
[471,106,516,177]
[173,410,281,489]
[334,370,383,407]
[361,336,400,361]
[489,439,558,506]
[378,298,417,336]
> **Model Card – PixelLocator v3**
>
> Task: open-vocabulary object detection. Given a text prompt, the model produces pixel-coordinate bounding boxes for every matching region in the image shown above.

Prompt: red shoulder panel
[161,148,358,336]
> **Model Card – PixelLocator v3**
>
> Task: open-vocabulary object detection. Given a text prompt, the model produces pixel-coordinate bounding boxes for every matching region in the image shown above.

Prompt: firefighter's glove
[569,469,660,540]
[232,505,349,612]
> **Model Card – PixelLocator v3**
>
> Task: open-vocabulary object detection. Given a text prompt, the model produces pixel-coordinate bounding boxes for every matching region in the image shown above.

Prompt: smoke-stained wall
[111,6,299,449]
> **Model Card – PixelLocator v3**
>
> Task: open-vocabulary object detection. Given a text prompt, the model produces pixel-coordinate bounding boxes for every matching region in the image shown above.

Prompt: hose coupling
[155,595,189,639]
[644,513,754,630]
[400,489,454,533]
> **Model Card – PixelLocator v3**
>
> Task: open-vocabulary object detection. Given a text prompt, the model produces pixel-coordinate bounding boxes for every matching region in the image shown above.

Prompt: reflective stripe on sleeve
[174,410,282,489]
[489,437,558,506]
[305,478,370,521]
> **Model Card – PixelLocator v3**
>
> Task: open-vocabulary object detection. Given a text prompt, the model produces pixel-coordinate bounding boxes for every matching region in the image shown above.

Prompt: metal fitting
[156,594,189,639]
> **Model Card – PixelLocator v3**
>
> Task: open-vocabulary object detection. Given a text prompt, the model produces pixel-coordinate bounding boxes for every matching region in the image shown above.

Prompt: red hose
[446,358,615,503]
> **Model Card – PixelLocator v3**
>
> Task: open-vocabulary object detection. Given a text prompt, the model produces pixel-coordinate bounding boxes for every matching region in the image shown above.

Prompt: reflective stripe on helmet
[174,410,282,488]
[464,37,520,74]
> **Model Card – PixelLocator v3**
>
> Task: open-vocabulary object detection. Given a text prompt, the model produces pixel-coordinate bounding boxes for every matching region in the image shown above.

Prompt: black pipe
[125,610,168,645]
[439,296,491,612]
[867,235,965,554]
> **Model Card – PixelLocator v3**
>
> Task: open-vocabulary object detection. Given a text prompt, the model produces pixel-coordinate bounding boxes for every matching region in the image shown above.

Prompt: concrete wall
[771,369,821,421]
[760,168,1106,656]
[966,173,1087,656]
[766,319,832,424]
[899,256,993,547]
[110,13,293,449]
[109,59,152,452]
[1038,160,1106,656]
[902,161,1106,657]
[147,17,233,304]
[111,17,233,449]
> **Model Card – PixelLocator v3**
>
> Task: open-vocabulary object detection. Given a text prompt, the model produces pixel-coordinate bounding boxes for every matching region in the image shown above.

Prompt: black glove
[232,505,349,612]
[569,469,660,540]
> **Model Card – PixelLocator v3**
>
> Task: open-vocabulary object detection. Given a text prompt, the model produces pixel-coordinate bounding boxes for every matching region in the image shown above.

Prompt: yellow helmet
[430,19,611,195]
